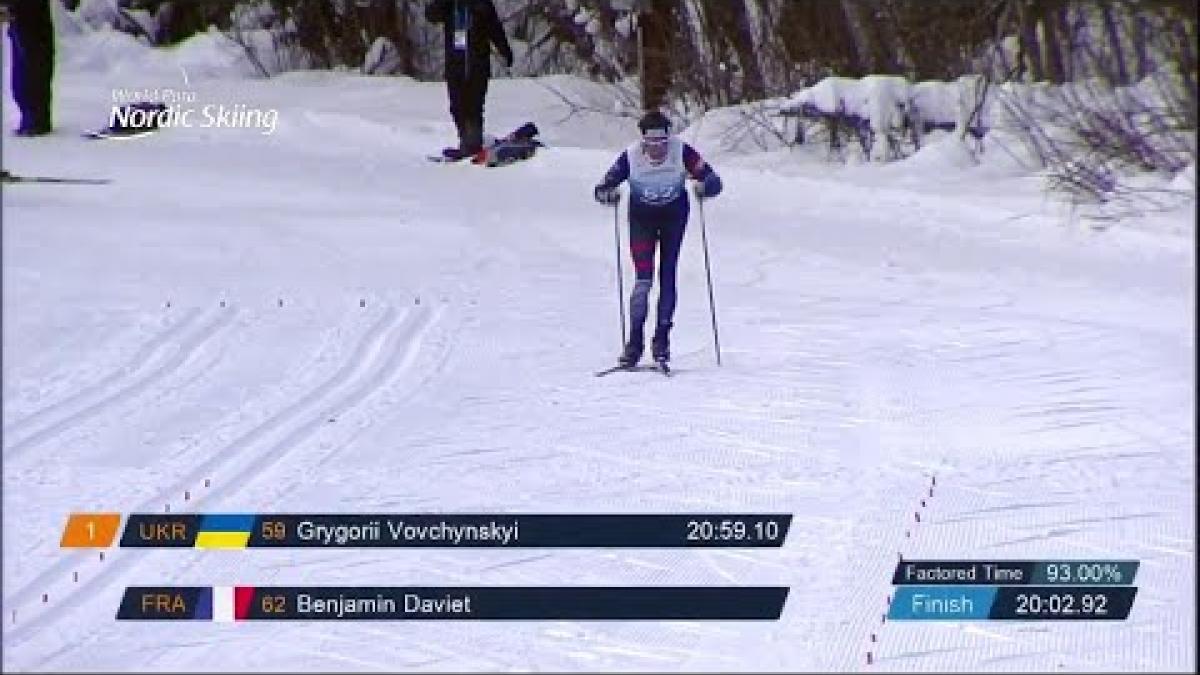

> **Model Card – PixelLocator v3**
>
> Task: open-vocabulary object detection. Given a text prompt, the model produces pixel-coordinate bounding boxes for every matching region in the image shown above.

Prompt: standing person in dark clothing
[3,0,55,135]
[425,0,513,159]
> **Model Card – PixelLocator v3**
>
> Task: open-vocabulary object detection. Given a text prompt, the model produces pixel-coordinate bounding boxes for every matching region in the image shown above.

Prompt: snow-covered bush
[781,76,990,163]
[779,54,1195,213]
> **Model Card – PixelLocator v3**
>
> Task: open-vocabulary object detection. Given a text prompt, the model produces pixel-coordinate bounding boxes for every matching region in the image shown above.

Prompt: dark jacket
[6,0,54,39]
[425,0,512,79]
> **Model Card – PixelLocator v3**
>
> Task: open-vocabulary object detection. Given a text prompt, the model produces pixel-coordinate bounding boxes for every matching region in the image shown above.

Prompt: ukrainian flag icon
[195,514,255,549]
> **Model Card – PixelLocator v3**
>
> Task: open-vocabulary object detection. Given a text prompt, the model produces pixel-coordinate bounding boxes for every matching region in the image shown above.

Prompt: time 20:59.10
[686,519,782,543]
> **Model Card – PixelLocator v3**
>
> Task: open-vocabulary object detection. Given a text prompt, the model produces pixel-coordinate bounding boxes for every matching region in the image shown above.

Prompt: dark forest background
[67,1,1195,107]
[62,1,1197,202]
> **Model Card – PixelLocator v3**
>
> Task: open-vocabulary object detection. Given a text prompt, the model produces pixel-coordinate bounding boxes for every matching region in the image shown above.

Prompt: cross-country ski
[1,169,110,184]
[594,362,670,377]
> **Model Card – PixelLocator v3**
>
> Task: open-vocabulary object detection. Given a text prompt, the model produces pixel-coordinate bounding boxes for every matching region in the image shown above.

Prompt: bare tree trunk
[1100,2,1128,85]
[690,1,728,106]
[837,0,873,76]
[665,0,710,105]
[716,0,765,101]
[860,1,902,74]
[1133,10,1151,80]
[1059,2,1080,81]
[397,0,416,77]
[1017,0,1045,82]
[1159,1,1197,124]
[1040,0,1067,83]
[640,0,674,111]
[361,0,397,50]
[1176,17,1197,79]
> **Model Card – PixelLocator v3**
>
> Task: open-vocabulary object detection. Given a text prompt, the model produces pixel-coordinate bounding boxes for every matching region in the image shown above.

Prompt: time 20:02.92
[1015,592,1109,616]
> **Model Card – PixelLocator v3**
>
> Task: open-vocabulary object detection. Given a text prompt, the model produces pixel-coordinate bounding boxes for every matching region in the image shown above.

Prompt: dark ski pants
[446,67,489,152]
[628,210,687,341]
[8,4,55,132]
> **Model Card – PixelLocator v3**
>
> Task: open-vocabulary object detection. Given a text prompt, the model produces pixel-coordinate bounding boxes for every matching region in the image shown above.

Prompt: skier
[425,0,513,160]
[3,0,55,136]
[593,110,723,367]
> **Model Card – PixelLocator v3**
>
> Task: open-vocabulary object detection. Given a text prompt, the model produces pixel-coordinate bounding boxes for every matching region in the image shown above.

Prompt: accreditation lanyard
[453,2,470,53]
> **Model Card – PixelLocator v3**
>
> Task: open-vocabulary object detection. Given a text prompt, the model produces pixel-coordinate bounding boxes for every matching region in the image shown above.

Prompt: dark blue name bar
[120,514,793,548]
[118,586,791,621]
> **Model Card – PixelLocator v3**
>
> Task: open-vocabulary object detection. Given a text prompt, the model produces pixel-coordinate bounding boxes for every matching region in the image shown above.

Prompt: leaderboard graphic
[60,513,1139,623]
[65,512,793,621]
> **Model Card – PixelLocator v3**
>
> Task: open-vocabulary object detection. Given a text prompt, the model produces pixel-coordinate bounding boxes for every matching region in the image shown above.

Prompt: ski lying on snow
[1,170,110,185]
[427,151,487,164]
[82,128,159,141]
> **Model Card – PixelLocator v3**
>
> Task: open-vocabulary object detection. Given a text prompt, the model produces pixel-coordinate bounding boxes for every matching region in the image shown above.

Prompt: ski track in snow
[3,305,236,460]
[1,56,1194,671]
[3,301,446,658]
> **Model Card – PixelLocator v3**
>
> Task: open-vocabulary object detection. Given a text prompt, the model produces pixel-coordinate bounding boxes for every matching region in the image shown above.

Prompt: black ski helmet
[638,110,671,136]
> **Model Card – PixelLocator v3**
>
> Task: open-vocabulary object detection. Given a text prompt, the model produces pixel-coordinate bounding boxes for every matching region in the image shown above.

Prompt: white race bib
[626,138,687,207]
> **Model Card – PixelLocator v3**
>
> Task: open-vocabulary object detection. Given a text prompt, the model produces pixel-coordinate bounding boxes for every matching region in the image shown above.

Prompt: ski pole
[696,187,722,366]
[612,195,627,349]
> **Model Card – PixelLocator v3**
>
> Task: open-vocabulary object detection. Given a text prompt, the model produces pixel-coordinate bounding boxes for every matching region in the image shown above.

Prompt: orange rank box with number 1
[60,513,122,548]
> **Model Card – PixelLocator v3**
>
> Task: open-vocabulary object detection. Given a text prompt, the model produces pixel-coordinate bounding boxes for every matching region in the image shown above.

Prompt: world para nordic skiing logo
[104,87,279,138]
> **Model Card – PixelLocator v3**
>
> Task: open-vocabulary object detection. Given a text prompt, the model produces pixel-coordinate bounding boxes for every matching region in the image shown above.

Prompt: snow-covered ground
[2,25,1195,672]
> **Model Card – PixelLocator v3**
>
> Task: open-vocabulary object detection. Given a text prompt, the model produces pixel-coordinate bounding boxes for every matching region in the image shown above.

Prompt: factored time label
[892,560,1138,586]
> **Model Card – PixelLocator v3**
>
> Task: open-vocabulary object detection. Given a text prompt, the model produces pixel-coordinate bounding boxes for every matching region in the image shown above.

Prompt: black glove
[594,185,620,206]
[503,53,514,69]
[694,178,722,202]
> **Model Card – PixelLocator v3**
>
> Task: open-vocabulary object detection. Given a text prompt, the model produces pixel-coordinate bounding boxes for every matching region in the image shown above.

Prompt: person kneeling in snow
[593,110,723,367]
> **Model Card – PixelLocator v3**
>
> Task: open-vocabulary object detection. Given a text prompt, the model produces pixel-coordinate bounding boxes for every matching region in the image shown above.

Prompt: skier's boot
[463,120,485,161]
[619,330,644,368]
[651,322,672,364]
